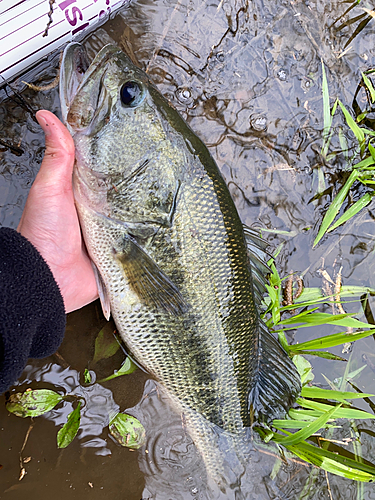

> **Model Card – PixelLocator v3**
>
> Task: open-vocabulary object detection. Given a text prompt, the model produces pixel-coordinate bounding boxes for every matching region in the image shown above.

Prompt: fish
[59,42,301,488]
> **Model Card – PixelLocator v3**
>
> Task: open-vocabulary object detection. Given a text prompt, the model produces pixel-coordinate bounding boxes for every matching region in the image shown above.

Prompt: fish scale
[60,42,301,488]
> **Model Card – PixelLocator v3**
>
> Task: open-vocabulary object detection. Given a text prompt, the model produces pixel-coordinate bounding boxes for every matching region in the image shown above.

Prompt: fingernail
[36,112,51,136]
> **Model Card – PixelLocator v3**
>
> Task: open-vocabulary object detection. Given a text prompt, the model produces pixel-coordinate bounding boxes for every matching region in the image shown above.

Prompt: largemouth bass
[60,43,300,487]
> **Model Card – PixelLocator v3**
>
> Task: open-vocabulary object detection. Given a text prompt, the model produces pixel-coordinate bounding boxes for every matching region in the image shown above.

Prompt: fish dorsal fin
[92,262,111,320]
[243,226,271,306]
[113,235,188,316]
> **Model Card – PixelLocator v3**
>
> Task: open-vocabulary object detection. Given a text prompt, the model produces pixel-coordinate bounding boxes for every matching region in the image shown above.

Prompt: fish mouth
[59,43,122,132]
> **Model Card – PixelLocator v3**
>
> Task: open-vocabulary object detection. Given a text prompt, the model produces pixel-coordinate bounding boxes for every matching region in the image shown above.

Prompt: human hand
[17,110,98,313]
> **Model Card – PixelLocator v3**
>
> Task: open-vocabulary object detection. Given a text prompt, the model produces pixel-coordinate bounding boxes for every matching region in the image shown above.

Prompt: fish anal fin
[113,236,188,316]
[92,262,111,321]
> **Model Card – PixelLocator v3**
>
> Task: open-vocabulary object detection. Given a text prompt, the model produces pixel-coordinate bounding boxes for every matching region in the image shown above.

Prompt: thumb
[34,110,75,191]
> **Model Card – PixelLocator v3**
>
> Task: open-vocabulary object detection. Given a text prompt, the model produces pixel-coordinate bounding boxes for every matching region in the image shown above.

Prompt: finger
[34,110,75,191]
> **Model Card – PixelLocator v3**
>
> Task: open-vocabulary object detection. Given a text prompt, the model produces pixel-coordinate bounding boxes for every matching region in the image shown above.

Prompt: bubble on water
[277,68,288,81]
[176,87,193,104]
[216,52,225,62]
[250,114,267,131]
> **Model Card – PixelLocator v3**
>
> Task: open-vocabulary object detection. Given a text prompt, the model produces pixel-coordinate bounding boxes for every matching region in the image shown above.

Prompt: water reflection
[1,0,375,498]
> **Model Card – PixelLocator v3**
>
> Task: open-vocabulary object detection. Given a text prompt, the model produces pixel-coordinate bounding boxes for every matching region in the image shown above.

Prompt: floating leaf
[57,402,81,449]
[93,323,121,364]
[109,413,146,449]
[301,386,375,402]
[6,389,63,418]
[97,357,138,383]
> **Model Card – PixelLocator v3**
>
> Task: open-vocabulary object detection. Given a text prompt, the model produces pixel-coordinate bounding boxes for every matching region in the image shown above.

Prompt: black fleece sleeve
[0,227,66,393]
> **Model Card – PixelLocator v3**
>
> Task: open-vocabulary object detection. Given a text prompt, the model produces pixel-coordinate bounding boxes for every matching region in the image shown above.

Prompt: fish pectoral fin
[92,262,111,321]
[113,235,188,316]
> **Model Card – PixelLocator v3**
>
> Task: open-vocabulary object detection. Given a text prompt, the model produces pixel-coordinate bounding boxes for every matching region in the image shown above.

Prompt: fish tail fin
[244,225,301,421]
[249,320,301,422]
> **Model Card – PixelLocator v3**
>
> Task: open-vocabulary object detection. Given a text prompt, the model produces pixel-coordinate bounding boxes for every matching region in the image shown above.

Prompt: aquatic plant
[258,261,375,485]
[314,62,375,246]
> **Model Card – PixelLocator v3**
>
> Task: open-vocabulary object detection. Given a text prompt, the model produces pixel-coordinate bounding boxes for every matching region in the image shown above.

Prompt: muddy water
[1,0,375,498]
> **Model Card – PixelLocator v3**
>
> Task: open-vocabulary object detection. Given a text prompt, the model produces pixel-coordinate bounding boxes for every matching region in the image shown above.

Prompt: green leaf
[289,329,374,351]
[273,419,339,430]
[327,192,374,232]
[314,169,358,247]
[109,413,146,449]
[293,285,375,304]
[97,357,138,383]
[275,404,341,445]
[288,408,322,421]
[327,193,374,233]
[353,156,375,169]
[284,440,375,482]
[278,331,289,352]
[297,398,375,419]
[278,311,375,329]
[293,355,314,385]
[6,389,63,418]
[362,72,375,103]
[322,62,332,144]
[290,350,347,361]
[301,386,375,401]
[92,323,120,364]
[57,402,81,449]
[338,100,365,145]
[334,365,367,386]
[368,141,375,161]
[84,369,92,384]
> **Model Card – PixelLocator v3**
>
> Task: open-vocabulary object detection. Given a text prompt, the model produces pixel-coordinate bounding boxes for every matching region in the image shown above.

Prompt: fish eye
[120,81,143,107]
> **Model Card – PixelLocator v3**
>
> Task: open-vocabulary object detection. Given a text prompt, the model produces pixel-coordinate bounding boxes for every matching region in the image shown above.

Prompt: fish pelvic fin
[92,262,111,320]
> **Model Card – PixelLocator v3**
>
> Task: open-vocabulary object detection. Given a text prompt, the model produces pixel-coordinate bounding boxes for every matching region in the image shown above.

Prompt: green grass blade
[278,311,375,329]
[327,192,373,232]
[313,169,358,246]
[297,398,375,419]
[289,350,347,361]
[289,329,374,351]
[275,405,341,445]
[353,156,375,169]
[284,440,375,482]
[293,285,375,304]
[273,419,339,429]
[288,409,323,421]
[362,72,375,103]
[368,141,375,160]
[338,100,365,144]
[301,386,375,401]
[322,61,331,142]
